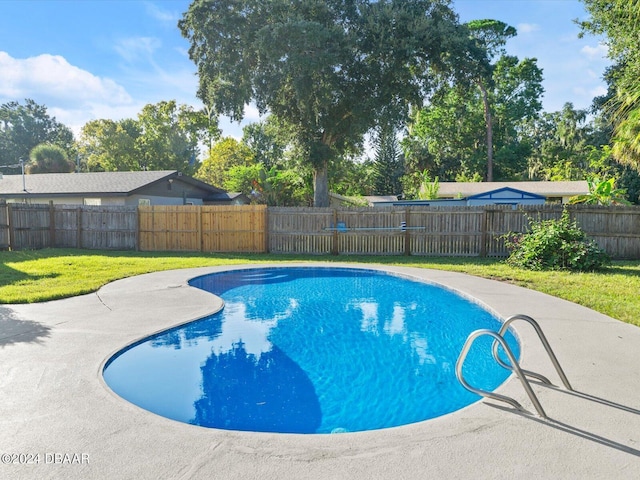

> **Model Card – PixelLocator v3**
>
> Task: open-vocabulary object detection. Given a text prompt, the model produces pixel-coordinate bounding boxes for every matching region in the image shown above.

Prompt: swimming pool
[103,267,519,434]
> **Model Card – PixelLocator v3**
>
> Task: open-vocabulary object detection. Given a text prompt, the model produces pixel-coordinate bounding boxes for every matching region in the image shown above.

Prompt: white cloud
[114,37,162,63]
[144,1,181,24]
[517,23,540,34]
[581,43,609,60]
[590,85,608,98]
[0,51,131,105]
[0,51,139,137]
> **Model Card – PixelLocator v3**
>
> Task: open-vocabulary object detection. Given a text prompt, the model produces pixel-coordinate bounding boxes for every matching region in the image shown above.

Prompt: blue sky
[0,0,610,139]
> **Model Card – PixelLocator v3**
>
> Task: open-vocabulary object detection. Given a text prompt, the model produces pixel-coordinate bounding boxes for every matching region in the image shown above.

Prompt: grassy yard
[1,248,638,327]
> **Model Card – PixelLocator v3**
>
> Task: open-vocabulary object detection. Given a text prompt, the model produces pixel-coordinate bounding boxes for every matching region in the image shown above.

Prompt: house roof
[206,192,249,203]
[364,195,401,204]
[437,181,589,198]
[0,170,224,198]
[467,187,546,200]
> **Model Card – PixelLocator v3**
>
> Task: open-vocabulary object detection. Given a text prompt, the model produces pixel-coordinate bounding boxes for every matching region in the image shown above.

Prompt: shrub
[504,210,610,271]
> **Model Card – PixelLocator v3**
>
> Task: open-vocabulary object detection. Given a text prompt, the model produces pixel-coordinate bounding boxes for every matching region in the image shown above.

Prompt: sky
[0,0,610,141]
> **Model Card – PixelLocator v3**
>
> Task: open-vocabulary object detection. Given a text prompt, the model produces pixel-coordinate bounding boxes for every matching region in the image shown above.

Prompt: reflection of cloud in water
[355,301,378,334]
[351,300,432,364]
[384,304,406,337]
[211,299,299,359]
[409,333,435,365]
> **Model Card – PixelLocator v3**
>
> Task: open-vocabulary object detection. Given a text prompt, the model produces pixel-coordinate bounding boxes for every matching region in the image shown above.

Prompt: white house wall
[5,195,203,206]
[125,195,204,206]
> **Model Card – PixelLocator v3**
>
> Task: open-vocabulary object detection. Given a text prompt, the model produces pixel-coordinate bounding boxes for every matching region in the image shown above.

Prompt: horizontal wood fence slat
[1,201,639,259]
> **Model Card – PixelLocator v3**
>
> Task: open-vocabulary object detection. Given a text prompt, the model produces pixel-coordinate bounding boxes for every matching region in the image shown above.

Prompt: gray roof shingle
[0,170,221,196]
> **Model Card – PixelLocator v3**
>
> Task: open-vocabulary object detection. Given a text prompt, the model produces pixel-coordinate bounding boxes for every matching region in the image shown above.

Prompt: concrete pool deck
[1,263,639,479]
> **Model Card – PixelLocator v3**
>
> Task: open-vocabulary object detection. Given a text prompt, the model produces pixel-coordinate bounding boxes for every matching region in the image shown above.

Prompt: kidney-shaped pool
[103,267,519,434]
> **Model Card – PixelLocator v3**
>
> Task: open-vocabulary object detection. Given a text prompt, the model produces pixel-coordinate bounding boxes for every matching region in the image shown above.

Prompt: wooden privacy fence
[2,202,138,250]
[138,205,267,252]
[269,204,640,258]
[1,201,640,259]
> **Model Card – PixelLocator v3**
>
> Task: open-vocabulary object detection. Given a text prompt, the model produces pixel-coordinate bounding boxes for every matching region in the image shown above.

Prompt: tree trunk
[313,162,330,207]
[479,81,494,182]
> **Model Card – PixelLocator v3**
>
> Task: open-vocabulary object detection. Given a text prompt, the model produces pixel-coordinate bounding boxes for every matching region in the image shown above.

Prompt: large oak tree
[179,0,470,206]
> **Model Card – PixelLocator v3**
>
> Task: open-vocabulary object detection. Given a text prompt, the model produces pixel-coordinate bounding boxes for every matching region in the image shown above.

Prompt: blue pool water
[103,267,519,434]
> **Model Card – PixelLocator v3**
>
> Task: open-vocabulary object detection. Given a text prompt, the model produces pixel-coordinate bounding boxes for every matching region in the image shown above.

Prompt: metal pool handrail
[456,314,574,419]
[492,314,573,391]
[456,329,548,418]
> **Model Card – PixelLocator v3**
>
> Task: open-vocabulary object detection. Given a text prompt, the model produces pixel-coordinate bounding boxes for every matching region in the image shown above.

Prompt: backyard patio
[1,264,639,479]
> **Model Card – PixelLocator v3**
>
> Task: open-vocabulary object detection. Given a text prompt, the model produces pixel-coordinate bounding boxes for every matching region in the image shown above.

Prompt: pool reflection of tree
[193,341,322,434]
[149,317,223,349]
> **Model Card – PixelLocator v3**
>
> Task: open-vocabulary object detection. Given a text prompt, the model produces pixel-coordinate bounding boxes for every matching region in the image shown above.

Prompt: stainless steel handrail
[456,314,573,419]
[493,314,573,391]
[456,329,548,418]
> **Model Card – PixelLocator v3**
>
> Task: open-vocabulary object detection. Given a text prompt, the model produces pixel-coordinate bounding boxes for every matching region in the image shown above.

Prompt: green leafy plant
[569,177,631,205]
[504,210,609,271]
[417,170,440,200]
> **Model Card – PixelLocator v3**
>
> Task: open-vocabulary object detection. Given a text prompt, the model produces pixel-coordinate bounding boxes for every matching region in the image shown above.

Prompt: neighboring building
[465,187,546,206]
[436,181,588,204]
[329,192,391,207]
[0,170,247,206]
[367,181,589,207]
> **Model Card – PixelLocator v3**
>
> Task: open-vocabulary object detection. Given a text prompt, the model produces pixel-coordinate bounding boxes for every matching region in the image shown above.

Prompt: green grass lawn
[1,248,638,327]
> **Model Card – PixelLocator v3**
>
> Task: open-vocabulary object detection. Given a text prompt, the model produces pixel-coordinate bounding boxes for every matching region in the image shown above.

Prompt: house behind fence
[1,201,639,259]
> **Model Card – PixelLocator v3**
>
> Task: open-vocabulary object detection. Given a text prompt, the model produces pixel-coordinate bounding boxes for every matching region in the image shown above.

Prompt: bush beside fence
[1,201,639,259]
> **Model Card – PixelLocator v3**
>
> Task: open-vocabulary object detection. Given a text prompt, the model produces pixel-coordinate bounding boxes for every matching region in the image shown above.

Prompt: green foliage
[403,31,544,183]
[195,137,255,188]
[504,210,609,271]
[135,101,206,174]
[26,144,75,173]
[179,0,471,205]
[78,101,212,173]
[330,157,376,197]
[580,0,640,169]
[569,177,632,205]
[418,171,440,200]
[0,99,74,165]
[241,119,288,170]
[223,163,311,206]
[79,118,140,171]
[466,19,517,59]
[372,125,404,195]
[260,167,312,206]
[222,164,263,197]
[527,103,593,180]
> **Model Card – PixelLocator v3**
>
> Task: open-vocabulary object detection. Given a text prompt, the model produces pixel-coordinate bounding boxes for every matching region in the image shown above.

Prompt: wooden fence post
[135,207,140,251]
[332,209,339,255]
[264,206,269,253]
[198,205,203,252]
[76,207,82,249]
[480,207,488,257]
[7,203,15,251]
[404,207,411,256]
[49,201,56,247]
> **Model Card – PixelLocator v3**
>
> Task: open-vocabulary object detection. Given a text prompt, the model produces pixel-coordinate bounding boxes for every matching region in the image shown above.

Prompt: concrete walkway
[1,264,639,479]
